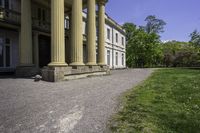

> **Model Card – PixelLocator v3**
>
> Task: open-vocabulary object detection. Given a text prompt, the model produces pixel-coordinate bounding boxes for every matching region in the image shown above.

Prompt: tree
[123,22,163,68]
[123,23,137,41]
[143,15,166,34]
[162,41,200,67]
[189,30,200,47]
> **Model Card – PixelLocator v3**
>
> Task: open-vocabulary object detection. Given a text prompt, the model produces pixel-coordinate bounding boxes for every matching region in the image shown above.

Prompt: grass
[110,68,200,133]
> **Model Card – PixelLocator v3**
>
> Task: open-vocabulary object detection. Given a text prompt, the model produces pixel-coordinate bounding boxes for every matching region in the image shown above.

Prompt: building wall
[104,21,126,69]
[82,12,126,69]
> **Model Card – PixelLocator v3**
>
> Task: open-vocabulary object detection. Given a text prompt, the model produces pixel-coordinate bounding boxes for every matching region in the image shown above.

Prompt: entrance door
[38,35,51,68]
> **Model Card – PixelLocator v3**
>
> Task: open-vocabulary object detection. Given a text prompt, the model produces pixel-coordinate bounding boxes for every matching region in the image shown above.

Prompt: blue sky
[106,0,200,42]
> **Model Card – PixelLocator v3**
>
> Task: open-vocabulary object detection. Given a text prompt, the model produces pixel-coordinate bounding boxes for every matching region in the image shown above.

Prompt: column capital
[97,0,108,6]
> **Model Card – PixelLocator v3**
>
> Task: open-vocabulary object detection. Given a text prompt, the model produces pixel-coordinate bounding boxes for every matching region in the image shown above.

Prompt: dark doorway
[38,35,51,68]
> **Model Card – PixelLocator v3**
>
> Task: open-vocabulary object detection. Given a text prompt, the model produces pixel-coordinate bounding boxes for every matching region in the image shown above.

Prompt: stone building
[0,0,126,81]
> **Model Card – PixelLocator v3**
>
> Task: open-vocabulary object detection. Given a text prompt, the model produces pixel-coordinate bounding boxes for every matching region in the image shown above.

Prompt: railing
[0,7,71,34]
[0,7,21,25]
[32,18,51,32]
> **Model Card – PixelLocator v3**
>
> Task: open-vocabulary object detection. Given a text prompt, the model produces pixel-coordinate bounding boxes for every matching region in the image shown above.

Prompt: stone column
[20,0,33,66]
[86,0,97,66]
[48,0,67,66]
[70,0,84,66]
[98,0,106,65]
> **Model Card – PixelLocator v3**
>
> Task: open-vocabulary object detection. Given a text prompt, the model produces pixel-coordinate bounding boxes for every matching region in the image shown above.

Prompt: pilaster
[20,0,33,66]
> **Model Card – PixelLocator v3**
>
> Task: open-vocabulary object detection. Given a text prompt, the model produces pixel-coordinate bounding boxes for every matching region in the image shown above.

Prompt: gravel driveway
[0,69,153,133]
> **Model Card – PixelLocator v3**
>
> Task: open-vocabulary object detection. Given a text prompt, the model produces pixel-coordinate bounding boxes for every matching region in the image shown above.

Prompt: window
[65,16,70,29]
[122,37,124,45]
[42,9,46,22]
[0,37,11,68]
[0,0,3,7]
[38,7,47,24]
[107,50,110,65]
[0,38,3,67]
[107,28,110,40]
[115,52,118,65]
[38,8,41,20]
[4,0,9,9]
[5,45,10,67]
[116,33,118,43]
[122,53,124,66]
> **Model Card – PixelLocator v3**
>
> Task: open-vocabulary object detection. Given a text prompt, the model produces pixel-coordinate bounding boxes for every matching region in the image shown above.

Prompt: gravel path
[0,69,153,133]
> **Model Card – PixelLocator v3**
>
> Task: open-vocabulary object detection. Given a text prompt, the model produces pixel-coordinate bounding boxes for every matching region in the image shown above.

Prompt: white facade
[82,12,126,69]
[104,15,126,69]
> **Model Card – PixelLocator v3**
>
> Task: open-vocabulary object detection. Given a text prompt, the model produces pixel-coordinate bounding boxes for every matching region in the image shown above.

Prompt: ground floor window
[0,37,11,68]
[116,52,118,65]
[0,39,3,67]
[122,53,124,66]
[107,50,110,65]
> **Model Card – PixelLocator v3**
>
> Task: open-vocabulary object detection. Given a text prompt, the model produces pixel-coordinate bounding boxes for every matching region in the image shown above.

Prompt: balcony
[0,7,21,26]
[32,18,51,33]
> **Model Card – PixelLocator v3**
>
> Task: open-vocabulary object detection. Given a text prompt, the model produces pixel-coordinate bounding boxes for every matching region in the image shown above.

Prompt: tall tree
[143,15,166,34]
[189,30,200,47]
[123,22,163,68]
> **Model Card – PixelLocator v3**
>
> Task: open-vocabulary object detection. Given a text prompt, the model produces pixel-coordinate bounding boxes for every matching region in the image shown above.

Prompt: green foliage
[110,69,200,133]
[189,30,200,47]
[123,23,163,68]
[124,15,200,68]
[162,41,200,67]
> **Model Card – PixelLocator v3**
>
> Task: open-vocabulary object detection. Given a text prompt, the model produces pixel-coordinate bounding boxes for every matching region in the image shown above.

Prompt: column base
[86,62,97,66]
[98,63,106,66]
[69,62,85,66]
[48,62,68,67]
[16,65,39,77]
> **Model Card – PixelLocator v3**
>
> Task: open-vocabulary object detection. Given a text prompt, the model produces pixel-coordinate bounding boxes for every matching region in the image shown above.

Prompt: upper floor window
[0,0,3,7]
[122,37,124,45]
[116,33,118,43]
[38,8,46,22]
[4,0,9,9]
[0,0,9,9]
[107,28,110,40]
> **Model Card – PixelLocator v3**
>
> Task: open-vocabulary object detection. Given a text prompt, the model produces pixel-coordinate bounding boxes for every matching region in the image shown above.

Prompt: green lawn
[110,68,200,133]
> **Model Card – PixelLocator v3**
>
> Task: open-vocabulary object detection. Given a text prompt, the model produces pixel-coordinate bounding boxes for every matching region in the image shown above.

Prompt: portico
[16,0,109,82]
